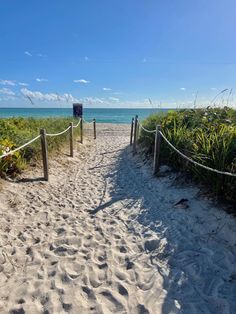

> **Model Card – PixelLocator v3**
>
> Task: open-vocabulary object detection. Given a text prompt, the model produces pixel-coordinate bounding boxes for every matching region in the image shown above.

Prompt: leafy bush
[0,139,25,177]
[0,117,81,177]
[139,107,236,204]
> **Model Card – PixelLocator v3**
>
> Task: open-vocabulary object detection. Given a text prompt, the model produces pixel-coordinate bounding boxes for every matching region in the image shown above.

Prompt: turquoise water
[0,108,172,124]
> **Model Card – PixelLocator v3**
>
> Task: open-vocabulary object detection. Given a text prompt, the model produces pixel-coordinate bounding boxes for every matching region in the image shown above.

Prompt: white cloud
[36,78,48,82]
[103,87,112,91]
[0,87,15,96]
[0,80,16,86]
[109,97,119,102]
[18,82,29,86]
[180,87,186,91]
[74,79,90,84]
[78,97,153,107]
[211,87,217,91]
[81,97,104,105]
[62,93,79,103]
[37,53,47,57]
[20,88,78,103]
[1,96,16,101]
[24,51,32,57]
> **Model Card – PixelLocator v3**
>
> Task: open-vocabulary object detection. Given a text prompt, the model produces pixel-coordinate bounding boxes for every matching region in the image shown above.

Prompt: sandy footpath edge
[0,123,235,314]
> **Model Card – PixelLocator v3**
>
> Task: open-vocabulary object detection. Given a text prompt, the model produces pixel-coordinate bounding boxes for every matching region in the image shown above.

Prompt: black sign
[73,103,83,118]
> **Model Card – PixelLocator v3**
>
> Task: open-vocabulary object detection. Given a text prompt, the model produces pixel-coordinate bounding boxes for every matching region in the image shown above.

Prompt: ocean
[0,108,172,124]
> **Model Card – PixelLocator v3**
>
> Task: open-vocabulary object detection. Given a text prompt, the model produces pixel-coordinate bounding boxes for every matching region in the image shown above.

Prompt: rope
[46,126,71,137]
[159,131,236,178]
[135,119,236,177]
[138,123,156,134]
[83,118,93,124]
[73,119,81,128]
[0,135,41,159]
[0,119,80,161]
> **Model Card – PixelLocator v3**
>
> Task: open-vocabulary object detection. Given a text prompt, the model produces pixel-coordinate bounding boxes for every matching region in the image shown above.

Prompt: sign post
[73,103,83,119]
[73,104,83,143]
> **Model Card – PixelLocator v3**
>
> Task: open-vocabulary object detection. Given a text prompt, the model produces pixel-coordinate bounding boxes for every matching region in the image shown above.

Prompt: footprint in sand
[117,283,129,297]
[82,286,97,302]
[99,290,125,313]
[53,245,78,256]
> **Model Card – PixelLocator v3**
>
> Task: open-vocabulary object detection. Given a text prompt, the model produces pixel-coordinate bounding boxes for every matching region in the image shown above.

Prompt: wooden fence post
[137,120,140,137]
[153,125,161,175]
[133,115,138,154]
[130,117,134,146]
[80,119,83,144]
[40,128,49,181]
[69,122,74,157]
[93,118,96,139]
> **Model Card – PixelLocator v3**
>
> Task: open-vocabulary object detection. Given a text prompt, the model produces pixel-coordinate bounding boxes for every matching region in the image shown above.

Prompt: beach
[0,123,236,314]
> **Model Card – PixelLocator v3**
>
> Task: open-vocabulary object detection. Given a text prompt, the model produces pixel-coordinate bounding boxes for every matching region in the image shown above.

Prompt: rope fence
[46,125,71,137]
[159,131,236,178]
[0,117,97,181]
[73,119,81,128]
[83,118,94,124]
[138,121,156,134]
[130,115,236,178]
[0,135,41,159]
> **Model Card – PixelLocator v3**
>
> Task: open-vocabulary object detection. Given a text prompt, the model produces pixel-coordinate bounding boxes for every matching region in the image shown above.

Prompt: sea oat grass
[139,107,236,204]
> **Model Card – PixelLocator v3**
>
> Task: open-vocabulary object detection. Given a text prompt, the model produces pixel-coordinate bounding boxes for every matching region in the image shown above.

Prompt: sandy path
[0,123,236,314]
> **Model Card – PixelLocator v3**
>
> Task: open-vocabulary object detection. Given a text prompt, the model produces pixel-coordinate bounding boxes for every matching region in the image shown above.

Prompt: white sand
[0,123,236,314]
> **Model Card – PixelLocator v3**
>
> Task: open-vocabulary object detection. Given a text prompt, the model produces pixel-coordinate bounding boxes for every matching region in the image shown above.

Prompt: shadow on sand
[90,145,235,313]
[15,176,46,183]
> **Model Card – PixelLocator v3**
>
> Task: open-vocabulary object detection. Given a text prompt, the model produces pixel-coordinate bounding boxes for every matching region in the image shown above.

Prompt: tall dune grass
[0,117,80,177]
[139,107,236,204]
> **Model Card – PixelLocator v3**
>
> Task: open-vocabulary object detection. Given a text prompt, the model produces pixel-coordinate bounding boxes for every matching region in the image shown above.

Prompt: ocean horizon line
[0,107,176,123]
[0,106,178,110]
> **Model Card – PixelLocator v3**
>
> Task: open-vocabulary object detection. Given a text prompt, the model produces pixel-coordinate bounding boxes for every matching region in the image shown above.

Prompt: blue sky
[0,0,236,108]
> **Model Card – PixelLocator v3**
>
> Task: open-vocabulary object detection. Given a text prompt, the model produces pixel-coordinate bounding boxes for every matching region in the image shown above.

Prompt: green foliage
[0,117,80,177]
[139,107,236,204]
[0,139,26,177]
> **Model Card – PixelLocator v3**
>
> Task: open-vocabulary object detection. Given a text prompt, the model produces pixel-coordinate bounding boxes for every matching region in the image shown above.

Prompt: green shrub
[0,117,81,177]
[0,139,26,177]
[139,107,236,204]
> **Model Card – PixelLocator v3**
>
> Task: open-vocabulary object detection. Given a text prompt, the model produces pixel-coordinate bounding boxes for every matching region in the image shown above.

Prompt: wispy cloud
[36,78,48,82]
[0,79,16,86]
[18,82,29,86]
[0,87,15,96]
[37,53,47,58]
[74,79,90,84]
[81,97,104,105]
[109,97,119,102]
[24,51,32,57]
[21,88,78,103]
[103,87,112,91]
[211,87,217,91]
[180,87,186,91]
[0,96,16,101]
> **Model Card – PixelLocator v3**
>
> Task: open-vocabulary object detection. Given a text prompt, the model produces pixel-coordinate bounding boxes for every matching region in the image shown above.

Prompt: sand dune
[0,123,235,314]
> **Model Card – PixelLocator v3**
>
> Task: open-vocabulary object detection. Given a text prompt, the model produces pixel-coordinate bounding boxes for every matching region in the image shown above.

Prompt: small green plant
[0,139,25,177]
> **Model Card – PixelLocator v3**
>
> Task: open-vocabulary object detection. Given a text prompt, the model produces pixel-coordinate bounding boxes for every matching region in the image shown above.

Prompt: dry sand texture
[0,123,236,314]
